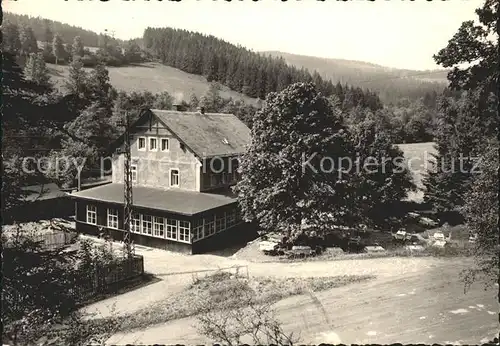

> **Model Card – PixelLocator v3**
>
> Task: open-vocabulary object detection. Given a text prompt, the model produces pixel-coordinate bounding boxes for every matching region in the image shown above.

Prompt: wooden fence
[70,255,145,302]
[32,231,78,250]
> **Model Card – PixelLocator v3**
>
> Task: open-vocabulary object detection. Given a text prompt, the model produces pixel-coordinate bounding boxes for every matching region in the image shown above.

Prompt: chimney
[173,103,186,112]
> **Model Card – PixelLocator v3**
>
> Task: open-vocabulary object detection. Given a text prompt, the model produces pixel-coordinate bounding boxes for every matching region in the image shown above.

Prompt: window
[107,208,119,229]
[179,220,190,243]
[86,205,97,225]
[149,137,158,151]
[131,164,138,183]
[210,174,217,187]
[142,215,152,235]
[227,209,236,227]
[161,138,169,152]
[138,137,146,151]
[153,216,165,238]
[170,169,179,187]
[205,218,215,237]
[192,219,204,242]
[215,213,225,233]
[166,219,178,240]
[132,213,141,233]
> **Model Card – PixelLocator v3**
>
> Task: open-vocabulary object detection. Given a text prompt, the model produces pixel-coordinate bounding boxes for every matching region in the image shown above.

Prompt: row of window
[191,209,240,242]
[209,172,238,187]
[137,136,169,152]
[85,205,241,244]
[130,165,179,187]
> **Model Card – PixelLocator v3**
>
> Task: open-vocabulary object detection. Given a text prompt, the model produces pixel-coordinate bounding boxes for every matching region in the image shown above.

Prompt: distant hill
[263,51,449,104]
[4,12,122,47]
[47,62,259,105]
[5,11,448,105]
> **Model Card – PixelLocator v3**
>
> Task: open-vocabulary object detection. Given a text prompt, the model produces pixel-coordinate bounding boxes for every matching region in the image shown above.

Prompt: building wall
[200,156,241,192]
[74,199,248,254]
[112,118,201,191]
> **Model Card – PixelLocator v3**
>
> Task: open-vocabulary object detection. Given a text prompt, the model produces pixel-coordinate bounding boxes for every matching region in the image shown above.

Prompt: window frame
[205,217,216,237]
[170,168,180,187]
[191,219,204,242]
[86,205,97,225]
[153,216,165,238]
[166,218,178,240]
[148,137,158,152]
[137,137,146,151]
[131,164,138,183]
[132,212,141,233]
[107,208,119,229]
[142,214,153,235]
[160,138,170,152]
[210,174,217,187]
[178,220,191,243]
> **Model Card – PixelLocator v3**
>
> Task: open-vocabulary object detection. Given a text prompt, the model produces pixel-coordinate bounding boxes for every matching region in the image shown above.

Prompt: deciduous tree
[234,82,353,238]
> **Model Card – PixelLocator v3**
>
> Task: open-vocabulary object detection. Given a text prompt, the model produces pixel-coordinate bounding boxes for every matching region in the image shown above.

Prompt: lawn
[47,62,259,105]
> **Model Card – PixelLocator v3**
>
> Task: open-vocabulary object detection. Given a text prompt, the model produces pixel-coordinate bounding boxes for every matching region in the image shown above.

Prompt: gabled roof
[149,109,251,159]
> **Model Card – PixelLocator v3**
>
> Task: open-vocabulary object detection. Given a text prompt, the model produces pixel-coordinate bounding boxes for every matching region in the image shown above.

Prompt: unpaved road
[107,259,498,345]
[79,240,499,345]
[84,238,440,318]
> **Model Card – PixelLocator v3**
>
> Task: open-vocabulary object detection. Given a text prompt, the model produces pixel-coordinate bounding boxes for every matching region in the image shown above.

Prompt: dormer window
[222,138,229,145]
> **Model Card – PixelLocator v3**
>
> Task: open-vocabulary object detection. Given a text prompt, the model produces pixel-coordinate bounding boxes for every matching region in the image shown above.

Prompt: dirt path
[82,238,441,318]
[107,260,499,345]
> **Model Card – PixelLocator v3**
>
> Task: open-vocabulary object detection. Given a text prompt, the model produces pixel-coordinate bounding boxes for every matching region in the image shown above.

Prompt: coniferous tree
[2,23,22,54]
[24,53,51,88]
[188,93,200,110]
[52,34,65,65]
[63,56,89,103]
[19,26,38,57]
[72,36,85,58]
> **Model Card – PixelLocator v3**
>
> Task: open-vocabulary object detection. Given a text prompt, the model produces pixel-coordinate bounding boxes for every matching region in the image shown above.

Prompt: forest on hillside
[3,12,443,143]
[264,51,448,104]
[2,13,111,47]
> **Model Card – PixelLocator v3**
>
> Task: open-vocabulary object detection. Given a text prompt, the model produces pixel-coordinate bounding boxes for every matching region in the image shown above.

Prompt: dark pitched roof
[21,183,67,202]
[150,109,251,158]
[70,183,237,216]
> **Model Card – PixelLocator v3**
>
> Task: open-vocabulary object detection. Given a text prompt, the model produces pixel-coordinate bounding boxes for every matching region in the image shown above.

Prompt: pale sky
[5,0,481,70]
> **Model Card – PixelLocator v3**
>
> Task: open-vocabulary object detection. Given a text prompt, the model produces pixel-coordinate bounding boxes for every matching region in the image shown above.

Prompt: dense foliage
[234,82,415,236]
[3,13,104,47]
[4,12,442,143]
[143,27,381,105]
[424,0,498,222]
[422,0,498,285]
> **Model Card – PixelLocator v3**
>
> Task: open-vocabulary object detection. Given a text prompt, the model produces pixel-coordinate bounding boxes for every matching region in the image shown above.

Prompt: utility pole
[117,111,134,259]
